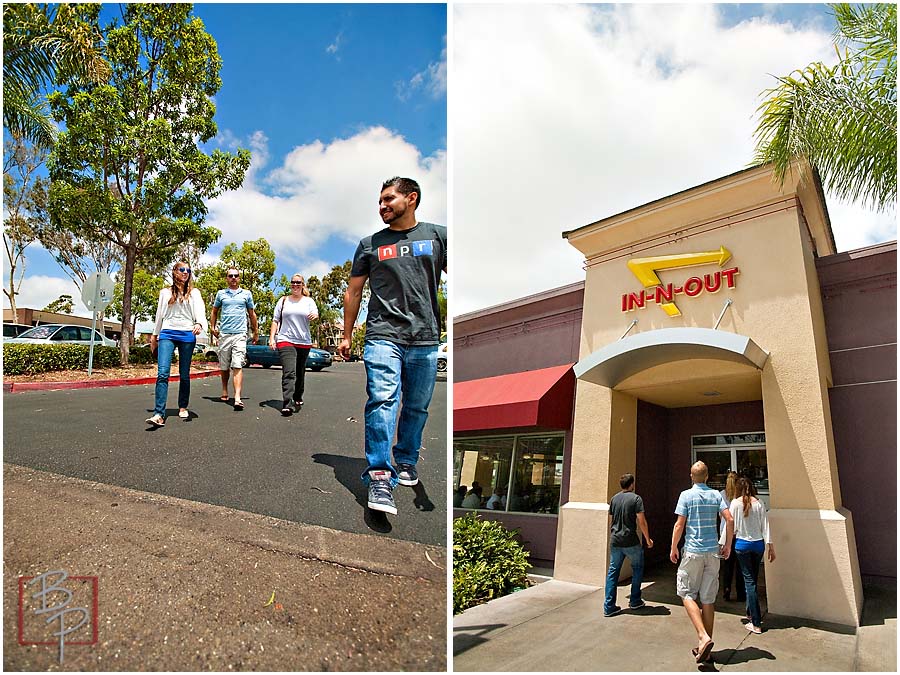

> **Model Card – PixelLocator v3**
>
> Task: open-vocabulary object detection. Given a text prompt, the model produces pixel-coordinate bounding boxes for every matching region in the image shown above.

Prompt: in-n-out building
[453,163,896,626]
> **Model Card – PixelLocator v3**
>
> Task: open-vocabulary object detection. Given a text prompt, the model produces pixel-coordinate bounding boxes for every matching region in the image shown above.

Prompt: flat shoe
[145,415,165,427]
[233,400,244,411]
[178,409,189,419]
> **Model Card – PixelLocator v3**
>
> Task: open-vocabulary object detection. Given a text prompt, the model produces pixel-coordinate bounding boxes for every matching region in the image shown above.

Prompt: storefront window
[453,437,513,510]
[692,433,768,496]
[454,433,565,514]
[511,436,564,514]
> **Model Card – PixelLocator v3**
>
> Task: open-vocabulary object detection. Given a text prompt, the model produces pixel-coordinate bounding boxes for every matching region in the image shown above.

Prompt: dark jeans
[735,546,764,626]
[154,338,194,416]
[603,544,644,613]
[722,550,745,600]
[277,345,310,405]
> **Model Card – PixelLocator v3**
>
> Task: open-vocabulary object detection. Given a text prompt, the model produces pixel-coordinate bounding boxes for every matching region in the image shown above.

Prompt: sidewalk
[453,568,896,672]
[4,464,447,671]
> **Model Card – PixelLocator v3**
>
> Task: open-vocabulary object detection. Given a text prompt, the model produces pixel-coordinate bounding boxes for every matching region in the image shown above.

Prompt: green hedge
[453,512,530,614]
[5,343,159,375]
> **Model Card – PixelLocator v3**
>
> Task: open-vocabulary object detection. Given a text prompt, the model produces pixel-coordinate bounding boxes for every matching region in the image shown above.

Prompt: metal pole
[87,274,100,376]
[713,298,733,330]
[619,319,638,340]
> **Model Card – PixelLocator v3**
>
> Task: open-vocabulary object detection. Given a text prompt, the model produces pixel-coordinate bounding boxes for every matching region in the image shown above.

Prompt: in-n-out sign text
[622,247,739,317]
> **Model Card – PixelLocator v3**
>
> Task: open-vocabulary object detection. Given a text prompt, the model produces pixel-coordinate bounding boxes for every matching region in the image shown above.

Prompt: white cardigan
[153,287,208,336]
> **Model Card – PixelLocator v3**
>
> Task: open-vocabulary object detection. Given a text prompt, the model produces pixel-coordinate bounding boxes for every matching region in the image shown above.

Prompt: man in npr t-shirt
[339,176,447,517]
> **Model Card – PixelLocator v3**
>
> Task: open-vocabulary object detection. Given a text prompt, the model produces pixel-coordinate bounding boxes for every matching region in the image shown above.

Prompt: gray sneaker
[367,477,397,515]
[396,463,419,486]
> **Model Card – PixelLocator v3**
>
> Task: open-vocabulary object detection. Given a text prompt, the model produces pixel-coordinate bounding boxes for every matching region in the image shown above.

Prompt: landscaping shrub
[3,344,122,375]
[453,512,530,614]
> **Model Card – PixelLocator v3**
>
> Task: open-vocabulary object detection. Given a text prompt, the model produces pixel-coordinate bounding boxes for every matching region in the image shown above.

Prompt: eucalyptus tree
[3,3,109,149]
[754,3,896,211]
[47,4,250,363]
[3,134,45,323]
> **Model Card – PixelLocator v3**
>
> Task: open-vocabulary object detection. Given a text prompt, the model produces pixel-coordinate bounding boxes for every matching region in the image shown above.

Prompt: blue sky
[12,3,447,317]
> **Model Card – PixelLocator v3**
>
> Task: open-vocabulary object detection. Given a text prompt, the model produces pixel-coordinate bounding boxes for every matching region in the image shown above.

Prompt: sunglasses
[227,273,240,278]
[290,281,305,286]
[177,267,192,273]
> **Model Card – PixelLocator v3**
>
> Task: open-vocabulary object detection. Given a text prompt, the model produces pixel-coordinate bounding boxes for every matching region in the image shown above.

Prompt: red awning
[454,363,576,432]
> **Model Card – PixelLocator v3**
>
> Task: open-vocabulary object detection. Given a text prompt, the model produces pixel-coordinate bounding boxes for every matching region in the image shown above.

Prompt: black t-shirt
[350,221,447,346]
[609,490,644,548]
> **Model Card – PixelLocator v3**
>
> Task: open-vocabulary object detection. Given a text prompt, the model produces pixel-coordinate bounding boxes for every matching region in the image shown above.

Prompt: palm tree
[3,3,109,149]
[753,3,896,212]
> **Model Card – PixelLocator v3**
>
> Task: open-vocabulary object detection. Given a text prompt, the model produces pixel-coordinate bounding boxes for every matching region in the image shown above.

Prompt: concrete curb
[3,368,220,393]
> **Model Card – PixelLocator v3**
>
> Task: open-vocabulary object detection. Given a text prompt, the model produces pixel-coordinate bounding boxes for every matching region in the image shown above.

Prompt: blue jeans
[361,339,438,487]
[604,544,644,613]
[736,546,764,626]
[154,338,194,416]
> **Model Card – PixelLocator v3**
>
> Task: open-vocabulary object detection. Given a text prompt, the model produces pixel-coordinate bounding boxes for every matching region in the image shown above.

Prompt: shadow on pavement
[412,481,434,511]
[453,623,507,656]
[258,398,284,412]
[713,646,776,667]
[629,604,671,616]
[312,452,392,534]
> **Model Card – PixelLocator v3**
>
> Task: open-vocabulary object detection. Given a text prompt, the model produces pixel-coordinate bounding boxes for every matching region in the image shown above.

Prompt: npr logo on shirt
[378,240,434,261]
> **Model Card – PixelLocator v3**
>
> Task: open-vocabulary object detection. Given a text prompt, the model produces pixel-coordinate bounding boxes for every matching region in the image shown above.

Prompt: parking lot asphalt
[3,362,448,547]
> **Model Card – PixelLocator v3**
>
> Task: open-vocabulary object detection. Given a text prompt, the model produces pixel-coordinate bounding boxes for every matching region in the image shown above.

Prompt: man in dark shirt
[339,176,447,517]
[604,473,654,617]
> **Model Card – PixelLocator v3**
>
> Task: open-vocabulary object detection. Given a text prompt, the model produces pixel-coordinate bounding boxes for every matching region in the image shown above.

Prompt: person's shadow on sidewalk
[311,452,392,534]
[700,646,775,671]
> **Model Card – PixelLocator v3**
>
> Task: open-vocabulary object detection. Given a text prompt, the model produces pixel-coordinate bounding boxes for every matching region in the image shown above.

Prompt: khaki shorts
[218,333,247,370]
[676,551,721,604]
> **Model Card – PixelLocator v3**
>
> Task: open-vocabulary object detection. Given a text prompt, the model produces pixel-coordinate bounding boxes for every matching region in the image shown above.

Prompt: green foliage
[110,268,164,339]
[437,278,447,333]
[3,133,46,323]
[753,3,896,211]
[3,343,121,375]
[3,4,109,149]
[42,294,74,313]
[453,512,530,614]
[194,238,276,327]
[46,3,251,363]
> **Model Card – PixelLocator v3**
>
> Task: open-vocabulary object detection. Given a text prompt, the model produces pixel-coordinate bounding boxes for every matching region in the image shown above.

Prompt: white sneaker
[178,409,189,419]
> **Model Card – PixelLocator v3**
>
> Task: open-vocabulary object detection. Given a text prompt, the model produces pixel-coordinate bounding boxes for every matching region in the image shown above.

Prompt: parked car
[3,323,33,338]
[6,323,117,347]
[437,342,449,373]
[243,336,333,371]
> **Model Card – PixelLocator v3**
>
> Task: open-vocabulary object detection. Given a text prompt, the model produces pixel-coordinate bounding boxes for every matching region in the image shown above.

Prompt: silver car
[7,323,117,347]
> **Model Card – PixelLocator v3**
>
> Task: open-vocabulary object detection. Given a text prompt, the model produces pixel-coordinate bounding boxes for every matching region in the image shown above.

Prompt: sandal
[233,400,244,411]
[696,639,714,663]
[145,414,165,427]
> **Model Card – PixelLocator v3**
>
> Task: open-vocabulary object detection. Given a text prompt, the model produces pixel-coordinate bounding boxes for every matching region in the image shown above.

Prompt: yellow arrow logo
[626,247,732,317]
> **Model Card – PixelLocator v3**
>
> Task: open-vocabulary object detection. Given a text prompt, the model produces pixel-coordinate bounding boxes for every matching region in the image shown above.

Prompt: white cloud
[205,126,446,262]
[4,275,88,317]
[326,31,344,57]
[453,4,895,315]
[396,42,447,102]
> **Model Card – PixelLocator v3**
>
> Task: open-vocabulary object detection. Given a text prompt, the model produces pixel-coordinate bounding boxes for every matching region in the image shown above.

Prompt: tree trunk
[7,263,18,324]
[119,244,137,365]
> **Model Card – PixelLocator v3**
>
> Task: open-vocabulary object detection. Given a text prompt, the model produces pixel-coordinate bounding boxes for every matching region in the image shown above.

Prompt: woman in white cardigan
[145,261,208,427]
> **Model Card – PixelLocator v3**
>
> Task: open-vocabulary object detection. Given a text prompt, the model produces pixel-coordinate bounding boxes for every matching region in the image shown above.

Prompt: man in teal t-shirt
[210,267,258,410]
[671,461,734,664]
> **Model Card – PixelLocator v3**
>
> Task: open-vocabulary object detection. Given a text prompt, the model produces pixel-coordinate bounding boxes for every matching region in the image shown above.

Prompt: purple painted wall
[817,242,897,578]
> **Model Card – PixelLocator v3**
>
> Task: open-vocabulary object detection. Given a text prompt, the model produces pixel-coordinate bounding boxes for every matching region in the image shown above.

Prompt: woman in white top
[270,274,319,416]
[146,261,208,427]
[730,477,776,634]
